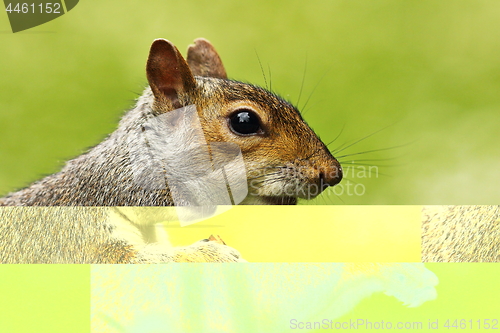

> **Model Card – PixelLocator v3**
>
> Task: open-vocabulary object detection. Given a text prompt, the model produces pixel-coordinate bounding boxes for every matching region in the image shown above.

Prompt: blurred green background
[336,263,500,332]
[1,0,499,204]
[91,263,500,333]
[0,265,90,333]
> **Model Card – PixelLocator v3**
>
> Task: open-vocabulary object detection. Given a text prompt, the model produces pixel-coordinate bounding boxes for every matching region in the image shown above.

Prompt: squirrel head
[145,38,342,205]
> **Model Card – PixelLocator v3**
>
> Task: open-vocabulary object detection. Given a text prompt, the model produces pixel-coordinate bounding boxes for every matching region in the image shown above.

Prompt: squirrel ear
[187,38,227,79]
[146,39,197,109]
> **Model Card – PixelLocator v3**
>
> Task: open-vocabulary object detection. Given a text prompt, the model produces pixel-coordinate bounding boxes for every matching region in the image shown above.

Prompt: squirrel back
[0,206,245,263]
[422,205,500,262]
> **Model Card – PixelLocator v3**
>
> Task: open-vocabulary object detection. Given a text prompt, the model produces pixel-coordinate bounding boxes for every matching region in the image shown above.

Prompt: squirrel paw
[172,239,246,263]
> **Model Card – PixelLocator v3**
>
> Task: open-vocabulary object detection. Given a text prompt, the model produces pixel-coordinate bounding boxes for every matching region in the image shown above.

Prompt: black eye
[229,109,262,135]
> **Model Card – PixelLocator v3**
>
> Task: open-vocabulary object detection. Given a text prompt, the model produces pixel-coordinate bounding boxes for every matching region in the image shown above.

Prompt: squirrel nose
[319,162,343,190]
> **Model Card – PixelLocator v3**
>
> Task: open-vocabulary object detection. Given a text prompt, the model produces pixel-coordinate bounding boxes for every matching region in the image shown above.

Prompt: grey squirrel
[0,38,343,263]
[0,38,342,206]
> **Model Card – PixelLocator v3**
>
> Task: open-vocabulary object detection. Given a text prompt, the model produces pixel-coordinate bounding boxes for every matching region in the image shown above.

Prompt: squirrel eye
[229,109,262,135]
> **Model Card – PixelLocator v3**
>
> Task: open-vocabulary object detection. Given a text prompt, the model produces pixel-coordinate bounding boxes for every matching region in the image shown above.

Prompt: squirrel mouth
[261,196,298,205]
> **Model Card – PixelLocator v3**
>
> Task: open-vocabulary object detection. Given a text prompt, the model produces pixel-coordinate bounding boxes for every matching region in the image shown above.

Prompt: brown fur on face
[188,77,342,203]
